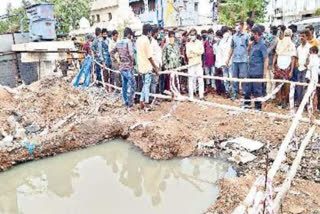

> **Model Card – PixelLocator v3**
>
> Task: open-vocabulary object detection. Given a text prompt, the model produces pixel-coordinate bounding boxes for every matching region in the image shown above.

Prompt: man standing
[109,30,121,86]
[226,21,250,101]
[296,30,311,105]
[150,27,162,96]
[110,28,135,110]
[246,26,268,110]
[266,26,278,96]
[204,28,216,94]
[306,25,319,48]
[136,24,159,110]
[186,29,205,100]
[91,27,106,85]
[162,31,181,93]
[215,27,232,97]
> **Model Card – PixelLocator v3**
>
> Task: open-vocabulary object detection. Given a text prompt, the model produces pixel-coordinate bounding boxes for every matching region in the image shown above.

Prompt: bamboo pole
[273,126,316,212]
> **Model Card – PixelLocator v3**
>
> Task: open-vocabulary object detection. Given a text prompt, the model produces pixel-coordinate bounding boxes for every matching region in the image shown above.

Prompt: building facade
[267,0,320,25]
[90,0,206,28]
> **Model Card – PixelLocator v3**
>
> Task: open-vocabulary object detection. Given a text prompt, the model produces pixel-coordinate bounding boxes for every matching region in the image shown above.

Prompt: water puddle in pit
[0,139,236,214]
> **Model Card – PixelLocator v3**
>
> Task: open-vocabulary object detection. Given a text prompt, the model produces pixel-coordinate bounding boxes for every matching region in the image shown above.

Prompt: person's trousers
[296,70,307,104]
[231,62,248,99]
[244,75,263,110]
[73,56,92,88]
[188,64,204,99]
[140,73,152,103]
[121,69,136,107]
[222,66,231,94]
[151,74,159,94]
[266,67,275,96]
[95,64,102,82]
[204,66,216,89]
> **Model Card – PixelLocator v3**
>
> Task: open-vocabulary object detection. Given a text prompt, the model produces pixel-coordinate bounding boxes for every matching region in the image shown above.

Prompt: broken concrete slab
[228,150,257,164]
[221,137,264,152]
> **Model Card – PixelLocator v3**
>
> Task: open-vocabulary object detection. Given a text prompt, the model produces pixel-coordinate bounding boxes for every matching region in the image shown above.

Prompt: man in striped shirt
[110,28,135,110]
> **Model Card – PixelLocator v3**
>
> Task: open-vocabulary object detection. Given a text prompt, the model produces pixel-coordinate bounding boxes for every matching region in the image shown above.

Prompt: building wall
[0,53,38,87]
[268,0,320,24]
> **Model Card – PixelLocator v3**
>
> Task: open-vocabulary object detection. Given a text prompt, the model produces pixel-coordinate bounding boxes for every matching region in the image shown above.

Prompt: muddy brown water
[0,139,236,214]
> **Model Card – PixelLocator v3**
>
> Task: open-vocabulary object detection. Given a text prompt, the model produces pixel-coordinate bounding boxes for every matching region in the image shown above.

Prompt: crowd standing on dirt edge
[77,18,320,119]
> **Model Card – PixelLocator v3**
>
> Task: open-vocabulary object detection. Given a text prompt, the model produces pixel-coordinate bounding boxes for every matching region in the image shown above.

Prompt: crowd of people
[80,19,320,119]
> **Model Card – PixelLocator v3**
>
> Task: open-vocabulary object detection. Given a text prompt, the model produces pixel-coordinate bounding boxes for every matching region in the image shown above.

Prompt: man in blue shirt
[227,21,250,101]
[91,27,106,84]
[246,26,268,110]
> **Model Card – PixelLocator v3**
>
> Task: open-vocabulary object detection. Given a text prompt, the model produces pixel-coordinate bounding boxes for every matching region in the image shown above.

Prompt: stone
[25,124,41,134]
[228,150,257,164]
[221,137,264,152]
[269,149,278,161]
[0,135,14,148]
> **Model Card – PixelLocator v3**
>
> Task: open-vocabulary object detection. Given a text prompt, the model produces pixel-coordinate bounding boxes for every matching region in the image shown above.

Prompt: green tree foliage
[0,1,30,34]
[0,0,90,34]
[219,0,268,26]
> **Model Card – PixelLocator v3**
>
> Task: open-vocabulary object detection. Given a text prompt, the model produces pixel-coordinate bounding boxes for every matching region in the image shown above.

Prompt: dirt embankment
[0,77,319,214]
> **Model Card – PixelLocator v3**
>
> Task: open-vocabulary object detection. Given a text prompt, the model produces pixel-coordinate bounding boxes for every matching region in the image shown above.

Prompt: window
[108,13,112,21]
[96,14,100,23]
[194,2,198,12]
[92,15,95,23]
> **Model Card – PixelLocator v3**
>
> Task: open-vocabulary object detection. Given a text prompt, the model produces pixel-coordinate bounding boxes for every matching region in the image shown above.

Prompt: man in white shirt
[215,26,232,97]
[296,30,311,104]
[306,46,319,123]
[150,27,162,95]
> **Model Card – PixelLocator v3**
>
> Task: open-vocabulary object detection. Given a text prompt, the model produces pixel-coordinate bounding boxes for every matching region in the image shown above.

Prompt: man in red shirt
[203,28,216,94]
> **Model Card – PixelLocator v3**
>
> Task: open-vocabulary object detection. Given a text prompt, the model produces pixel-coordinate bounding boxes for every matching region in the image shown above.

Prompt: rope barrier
[232,81,317,214]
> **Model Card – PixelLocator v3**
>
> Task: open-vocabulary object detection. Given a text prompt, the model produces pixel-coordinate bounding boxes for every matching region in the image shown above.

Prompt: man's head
[278,25,286,39]
[306,25,315,39]
[102,28,108,40]
[252,26,262,42]
[189,29,197,42]
[151,26,159,39]
[168,31,175,44]
[310,46,319,55]
[246,19,255,32]
[288,24,298,34]
[201,30,208,41]
[95,27,102,37]
[112,30,119,41]
[124,27,133,39]
[235,20,244,33]
[300,30,308,45]
[86,34,94,42]
[259,25,265,33]
[270,26,278,36]
[216,30,223,39]
[221,26,228,35]
[142,24,153,37]
[207,28,214,40]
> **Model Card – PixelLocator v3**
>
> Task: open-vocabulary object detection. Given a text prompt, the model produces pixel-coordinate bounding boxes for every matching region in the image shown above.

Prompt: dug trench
[0,77,319,213]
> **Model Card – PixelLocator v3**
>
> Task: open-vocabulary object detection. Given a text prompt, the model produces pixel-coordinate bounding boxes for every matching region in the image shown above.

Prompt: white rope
[240,83,284,103]
[289,83,296,116]
[93,59,320,87]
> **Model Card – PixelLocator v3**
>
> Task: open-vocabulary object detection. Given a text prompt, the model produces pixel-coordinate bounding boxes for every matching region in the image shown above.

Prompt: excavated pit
[1,77,320,213]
